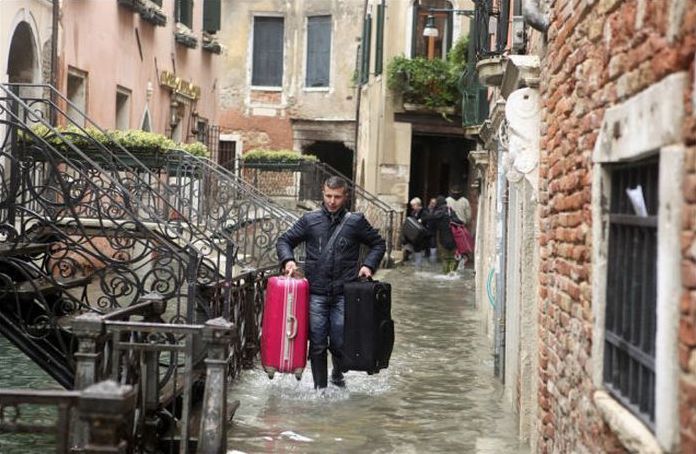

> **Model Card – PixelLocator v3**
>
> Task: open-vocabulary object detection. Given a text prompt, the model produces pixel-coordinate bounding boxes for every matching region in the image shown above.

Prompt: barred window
[603,156,659,428]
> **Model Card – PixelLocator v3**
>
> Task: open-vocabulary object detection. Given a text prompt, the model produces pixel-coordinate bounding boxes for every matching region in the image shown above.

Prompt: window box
[175,23,198,49]
[138,0,167,27]
[202,32,222,54]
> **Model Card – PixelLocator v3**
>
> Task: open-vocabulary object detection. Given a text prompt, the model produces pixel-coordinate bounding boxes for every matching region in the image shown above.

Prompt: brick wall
[538,0,696,452]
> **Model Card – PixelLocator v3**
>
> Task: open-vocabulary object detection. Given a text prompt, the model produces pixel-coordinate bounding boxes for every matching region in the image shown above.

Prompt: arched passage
[303,141,354,180]
[7,21,39,84]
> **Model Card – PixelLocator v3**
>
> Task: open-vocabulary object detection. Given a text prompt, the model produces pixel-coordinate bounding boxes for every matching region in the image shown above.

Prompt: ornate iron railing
[236,159,398,265]
[0,86,210,387]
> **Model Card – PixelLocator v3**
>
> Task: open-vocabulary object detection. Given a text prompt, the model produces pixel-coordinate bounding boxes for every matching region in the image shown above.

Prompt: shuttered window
[203,0,221,33]
[375,3,385,75]
[252,17,284,87]
[176,0,193,28]
[305,16,331,88]
[604,156,659,429]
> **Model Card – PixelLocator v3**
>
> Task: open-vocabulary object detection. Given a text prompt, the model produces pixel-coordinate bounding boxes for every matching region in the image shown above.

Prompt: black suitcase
[341,279,394,374]
[403,216,426,244]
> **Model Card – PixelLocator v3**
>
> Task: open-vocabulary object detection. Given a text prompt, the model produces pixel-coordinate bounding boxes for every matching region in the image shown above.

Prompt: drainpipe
[493,137,508,380]
[352,0,370,193]
[522,0,549,33]
[50,0,59,125]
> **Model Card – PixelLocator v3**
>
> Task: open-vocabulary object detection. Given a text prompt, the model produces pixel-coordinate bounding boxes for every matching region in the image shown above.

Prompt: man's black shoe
[330,369,346,388]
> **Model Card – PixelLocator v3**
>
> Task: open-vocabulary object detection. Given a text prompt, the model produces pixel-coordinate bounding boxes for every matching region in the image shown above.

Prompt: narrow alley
[225,266,527,453]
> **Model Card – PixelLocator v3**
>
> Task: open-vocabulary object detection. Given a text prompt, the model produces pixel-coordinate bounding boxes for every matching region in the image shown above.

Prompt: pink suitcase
[261,276,309,379]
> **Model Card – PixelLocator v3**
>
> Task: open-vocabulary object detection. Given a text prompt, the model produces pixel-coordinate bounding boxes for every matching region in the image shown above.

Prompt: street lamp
[422,8,475,60]
[423,14,439,38]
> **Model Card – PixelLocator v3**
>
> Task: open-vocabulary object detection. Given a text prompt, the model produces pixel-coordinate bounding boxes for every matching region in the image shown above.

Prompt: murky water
[0,336,61,453]
[226,265,529,453]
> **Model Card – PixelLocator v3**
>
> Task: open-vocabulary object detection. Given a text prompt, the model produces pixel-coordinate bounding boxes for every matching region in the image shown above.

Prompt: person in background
[404,197,428,269]
[425,197,438,263]
[446,185,471,226]
[423,196,464,273]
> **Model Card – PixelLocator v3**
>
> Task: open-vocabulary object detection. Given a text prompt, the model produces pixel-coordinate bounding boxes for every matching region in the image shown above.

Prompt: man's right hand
[284,260,297,276]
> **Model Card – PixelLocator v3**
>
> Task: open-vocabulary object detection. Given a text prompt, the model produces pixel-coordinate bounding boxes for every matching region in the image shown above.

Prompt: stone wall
[538,0,695,452]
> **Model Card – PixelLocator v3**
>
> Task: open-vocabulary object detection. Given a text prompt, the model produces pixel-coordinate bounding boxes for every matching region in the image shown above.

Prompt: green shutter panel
[203,0,221,33]
[375,3,384,75]
[360,15,372,84]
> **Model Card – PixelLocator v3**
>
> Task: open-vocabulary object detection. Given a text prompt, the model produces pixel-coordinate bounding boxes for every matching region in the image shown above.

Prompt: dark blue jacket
[276,205,386,296]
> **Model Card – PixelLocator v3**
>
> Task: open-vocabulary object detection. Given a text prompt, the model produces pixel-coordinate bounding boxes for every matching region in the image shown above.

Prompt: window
[141,109,151,132]
[411,0,453,59]
[603,157,659,428]
[176,0,193,28]
[203,0,221,33]
[252,17,284,87]
[591,72,686,452]
[305,16,331,88]
[115,86,131,130]
[66,68,87,127]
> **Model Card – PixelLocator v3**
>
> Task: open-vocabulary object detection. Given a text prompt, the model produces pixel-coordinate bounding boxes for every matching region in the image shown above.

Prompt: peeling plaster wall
[218,0,362,152]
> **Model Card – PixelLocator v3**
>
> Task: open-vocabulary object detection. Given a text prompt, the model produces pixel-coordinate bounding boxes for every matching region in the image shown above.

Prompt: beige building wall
[356,0,474,208]
[217,0,362,154]
[59,0,220,139]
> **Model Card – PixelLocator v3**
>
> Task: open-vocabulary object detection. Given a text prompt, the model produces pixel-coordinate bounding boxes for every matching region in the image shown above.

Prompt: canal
[226,266,528,453]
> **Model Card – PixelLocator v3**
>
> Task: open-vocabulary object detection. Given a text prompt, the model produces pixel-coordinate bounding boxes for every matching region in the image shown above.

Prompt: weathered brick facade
[538,0,696,452]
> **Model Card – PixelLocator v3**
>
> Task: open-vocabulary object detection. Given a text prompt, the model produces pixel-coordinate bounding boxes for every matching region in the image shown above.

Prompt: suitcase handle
[286,315,298,339]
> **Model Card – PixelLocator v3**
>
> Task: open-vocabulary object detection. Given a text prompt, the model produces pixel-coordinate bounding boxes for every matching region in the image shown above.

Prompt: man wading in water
[276,176,386,389]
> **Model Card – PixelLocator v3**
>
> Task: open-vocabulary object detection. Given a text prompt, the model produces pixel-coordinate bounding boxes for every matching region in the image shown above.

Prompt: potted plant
[386,37,468,114]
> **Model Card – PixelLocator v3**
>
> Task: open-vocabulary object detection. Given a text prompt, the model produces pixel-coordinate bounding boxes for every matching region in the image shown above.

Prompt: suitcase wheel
[263,366,276,380]
[294,368,304,381]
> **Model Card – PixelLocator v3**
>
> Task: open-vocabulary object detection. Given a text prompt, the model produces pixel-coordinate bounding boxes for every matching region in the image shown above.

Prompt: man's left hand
[358,266,373,279]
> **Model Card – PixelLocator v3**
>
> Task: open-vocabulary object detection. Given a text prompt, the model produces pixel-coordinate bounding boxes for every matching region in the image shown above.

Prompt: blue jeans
[309,294,345,359]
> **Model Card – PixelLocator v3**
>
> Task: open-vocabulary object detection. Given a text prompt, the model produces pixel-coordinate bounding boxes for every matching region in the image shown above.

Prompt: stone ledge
[593,390,663,453]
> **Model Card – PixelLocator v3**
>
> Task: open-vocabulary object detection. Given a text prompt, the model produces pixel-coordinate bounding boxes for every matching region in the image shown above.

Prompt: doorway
[303,141,354,180]
[408,135,472,204]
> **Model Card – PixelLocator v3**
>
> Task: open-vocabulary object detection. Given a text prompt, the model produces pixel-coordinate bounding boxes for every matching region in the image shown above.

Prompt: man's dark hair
[449,184,464,197]
[324,176,349,193]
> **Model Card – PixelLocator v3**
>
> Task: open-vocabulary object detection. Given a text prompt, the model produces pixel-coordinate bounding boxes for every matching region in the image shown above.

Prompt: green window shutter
[360,14,372,84]
[375,3,384,75]
[203,0,220,34]
[203,0,221,33]
[177,0,193,28]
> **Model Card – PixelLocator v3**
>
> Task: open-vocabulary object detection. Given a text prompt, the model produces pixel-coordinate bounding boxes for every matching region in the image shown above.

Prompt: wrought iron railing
[0,86,209,387]
[167,152,299,270]
[236,159,398,265]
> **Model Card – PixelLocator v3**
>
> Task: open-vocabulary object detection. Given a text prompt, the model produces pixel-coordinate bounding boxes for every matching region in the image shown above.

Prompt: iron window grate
[603,155,659,429]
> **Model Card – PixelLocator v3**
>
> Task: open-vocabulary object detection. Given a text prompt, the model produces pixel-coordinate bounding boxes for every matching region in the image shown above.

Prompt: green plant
[386,41,468,110]
[179,141,209,157]
[242,149,318,164]
[23,125,212,157]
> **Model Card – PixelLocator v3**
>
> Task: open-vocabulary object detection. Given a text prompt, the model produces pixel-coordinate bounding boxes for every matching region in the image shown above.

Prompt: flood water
[0,265,528,453]
[226,265,528,453]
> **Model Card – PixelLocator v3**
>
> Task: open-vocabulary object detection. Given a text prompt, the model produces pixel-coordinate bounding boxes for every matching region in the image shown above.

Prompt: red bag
[448,208,474,256]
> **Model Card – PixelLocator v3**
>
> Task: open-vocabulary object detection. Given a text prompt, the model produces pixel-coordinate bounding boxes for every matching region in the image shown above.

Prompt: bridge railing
[0,380,136,453]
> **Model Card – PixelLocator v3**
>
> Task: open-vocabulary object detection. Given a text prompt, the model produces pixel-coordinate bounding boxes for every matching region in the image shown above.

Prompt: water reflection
[227,265,529,453]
